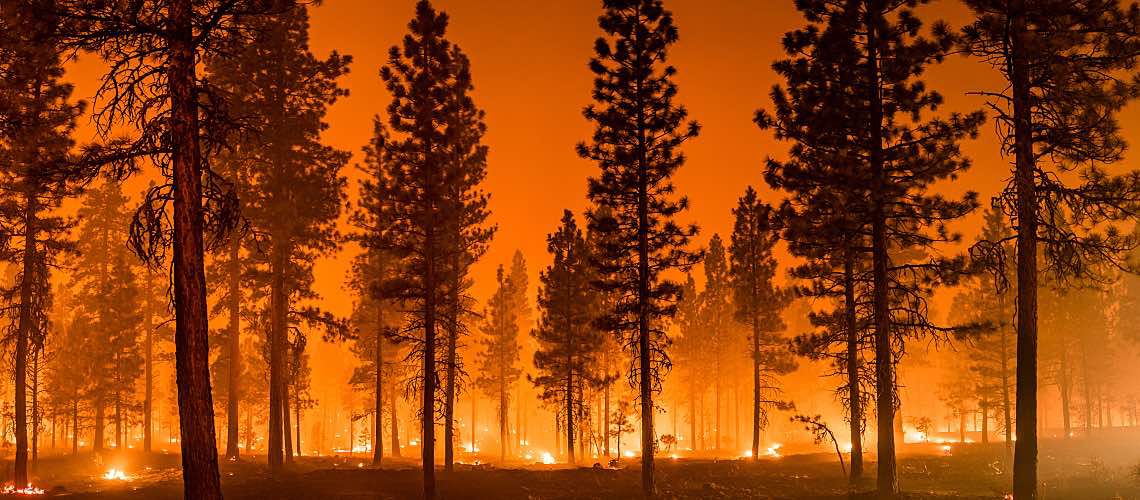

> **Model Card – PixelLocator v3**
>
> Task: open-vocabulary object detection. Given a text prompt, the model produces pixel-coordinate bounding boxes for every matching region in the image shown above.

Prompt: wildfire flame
[540,452,555,464]
[103,468,129,481]
[1,484,45,495]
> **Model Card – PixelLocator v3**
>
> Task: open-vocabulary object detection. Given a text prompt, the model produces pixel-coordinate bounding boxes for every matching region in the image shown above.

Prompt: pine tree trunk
[499,376,508,462]
[865,2,897,496]
[71,402,78,456]
[168,1,223,495]
[31,351,39,471]
[422,224,438,499]
[444,277,459,472]
[751,315,761,462]
[144,268,155,454]
[225,234,241,459]
[284,378,294,461]
[1010,2,1039,497]
[94,399,104,451]
[567,371,575,464]
[13,190,36,487]
[982,404,990,444]
[844,249,863,481]
[391,389,401,458]
[269,241,288,470]
[1000,309,1013,457]
[295,387,302,457]
[374,298,384,465]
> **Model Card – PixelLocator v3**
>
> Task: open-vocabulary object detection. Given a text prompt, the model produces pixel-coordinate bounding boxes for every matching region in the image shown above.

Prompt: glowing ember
[742,450,753,458]
[540,452,555,464]
[766,443,782,458]
[1,484,45,495]
[942,444,953,455]
[103,468,129,481]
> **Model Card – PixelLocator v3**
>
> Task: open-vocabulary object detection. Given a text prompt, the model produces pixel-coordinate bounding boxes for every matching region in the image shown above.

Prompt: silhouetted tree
[476,266,521,463]
[960,2,1140,496]
[578,0,701,493]
[531,211,605,464]
[0,1,95,485]
[55,0,293,494]
[758,1,983,494]
[729,187,795,461]
[374,2,493,495]
[207,2,350,470]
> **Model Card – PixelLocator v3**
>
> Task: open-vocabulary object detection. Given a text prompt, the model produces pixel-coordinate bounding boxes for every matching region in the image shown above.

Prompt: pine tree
[55,0,291,494]
[728,187,795,461]
[207,1,350,471]
[960,2,1140,496]
[671,274,709,452]
[0,1,96,485]
[475,266,521,463]
[578,1,701,493]
[374,2,493,494]
[758,2,983,493]
[531,211,605,464]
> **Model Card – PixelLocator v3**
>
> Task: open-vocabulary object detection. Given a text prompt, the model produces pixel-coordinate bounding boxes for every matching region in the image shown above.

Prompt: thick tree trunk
[168,1,223,496]
[225,234,241,459]
[844,249,863,481]
[269,241,288,471]
[422,232,438,499]
[1010,1,1039,497]
[866,2,897,495]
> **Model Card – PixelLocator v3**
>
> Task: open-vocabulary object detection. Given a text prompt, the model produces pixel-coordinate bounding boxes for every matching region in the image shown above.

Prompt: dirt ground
[1,437,1138,499]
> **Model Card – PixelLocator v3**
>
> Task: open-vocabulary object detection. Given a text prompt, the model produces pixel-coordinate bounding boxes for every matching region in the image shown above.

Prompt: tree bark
[866,1,897,495]
[225,232,241,459]
[844,249,863,481]
[13,189,36,487]
[1010,0,1039,496]
[145,268,156,454]
[751,314,761,462]
[373,296,384,465]
[168,1,223,496]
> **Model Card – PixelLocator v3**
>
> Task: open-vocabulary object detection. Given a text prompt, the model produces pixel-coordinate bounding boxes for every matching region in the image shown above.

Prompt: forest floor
[0,436,1138,499]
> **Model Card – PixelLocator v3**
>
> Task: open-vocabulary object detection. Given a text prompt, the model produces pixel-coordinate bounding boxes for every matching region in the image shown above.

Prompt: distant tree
[729,187,795,461]
[578,0,701,493]
[700,234,733,451]
[206,2,350,470]
[0,1,97,485]
[960,2,1140,496]
[950,209,1016,455]
[531,211,605,464]
[71,182,144,452]
[671,274,709,452]
[475,266,521,462]
[506,250,532,448]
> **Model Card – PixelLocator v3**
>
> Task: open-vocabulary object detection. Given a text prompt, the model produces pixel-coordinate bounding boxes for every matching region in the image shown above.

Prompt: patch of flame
[540,452,555,464]
[1,484,45,495]
[103,469,129,481]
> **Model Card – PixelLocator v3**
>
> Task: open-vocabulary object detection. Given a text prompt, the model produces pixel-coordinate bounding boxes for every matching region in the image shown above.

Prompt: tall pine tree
[578,1,701,493]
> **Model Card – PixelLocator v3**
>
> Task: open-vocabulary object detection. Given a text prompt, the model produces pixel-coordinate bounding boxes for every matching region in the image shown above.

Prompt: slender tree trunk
[168,1,223,496]
[94,399,104,452]
[982,404,990,444]
[144,268,156,454]
[295,386,302,456]
[1081,344,1093,438]
[283,378,294,461]
[444,276,459,472]
[374,299,384,465]
[866,2,897,495]
[567,371,575,464]
[499,380,508,462]
[71,402,78,456]
[422,226,438,499]
[225,233,241,459]
[269,241,288,470]
[31,351,39,470]
[844,249,863,481]
[751,314,761,462]
[1010,2,1039,496]
[715,349,721,451]
[391,389,401,458]
[13,190,36,487]
[1000,308,1013,457]
[115,397,122,449]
